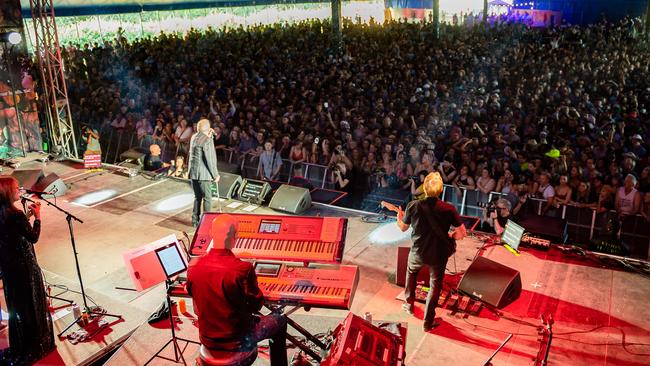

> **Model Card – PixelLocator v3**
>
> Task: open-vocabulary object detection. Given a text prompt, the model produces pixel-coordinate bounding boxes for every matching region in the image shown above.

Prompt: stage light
[3,31,22,45]
[73,189,117,206]
[155,193,194,212]
[368,222,412,245]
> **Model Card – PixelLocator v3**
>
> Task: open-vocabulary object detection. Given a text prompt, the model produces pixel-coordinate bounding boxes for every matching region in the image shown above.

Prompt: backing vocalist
[0,176,54,364]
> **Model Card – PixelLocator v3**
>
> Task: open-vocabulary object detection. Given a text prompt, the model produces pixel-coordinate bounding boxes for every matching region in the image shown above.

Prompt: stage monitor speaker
[119,148,146,165]
[269,184,312,214]
[212,172,242,199]
[10,169,44,190]
[457,256,521,308]
[33,173,67,198]
[395,246,430,287]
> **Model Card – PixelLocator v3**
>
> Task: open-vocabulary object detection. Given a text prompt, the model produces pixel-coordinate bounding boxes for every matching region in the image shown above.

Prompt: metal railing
[90,127,334,189]
[88,128,648,257]
[442,184,649,258]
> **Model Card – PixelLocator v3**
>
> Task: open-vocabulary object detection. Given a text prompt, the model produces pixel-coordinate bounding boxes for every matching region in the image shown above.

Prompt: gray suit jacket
[188,132,219,181]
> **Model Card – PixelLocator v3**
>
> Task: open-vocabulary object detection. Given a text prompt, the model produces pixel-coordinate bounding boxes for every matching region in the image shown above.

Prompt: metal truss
[29,0,78,158]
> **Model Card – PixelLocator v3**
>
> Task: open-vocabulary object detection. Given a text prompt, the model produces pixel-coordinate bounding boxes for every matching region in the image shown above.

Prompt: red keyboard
[190,213,348,264]
[255,261,359,310]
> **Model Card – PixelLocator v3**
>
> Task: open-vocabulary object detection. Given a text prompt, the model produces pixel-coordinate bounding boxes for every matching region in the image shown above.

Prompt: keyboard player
[186,214,288,365]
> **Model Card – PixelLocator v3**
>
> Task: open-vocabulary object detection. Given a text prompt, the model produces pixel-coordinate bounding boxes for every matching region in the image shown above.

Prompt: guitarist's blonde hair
[423,172,443,198]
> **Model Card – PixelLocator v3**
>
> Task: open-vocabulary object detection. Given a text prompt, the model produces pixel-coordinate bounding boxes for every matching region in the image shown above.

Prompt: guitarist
[393,172,466,331]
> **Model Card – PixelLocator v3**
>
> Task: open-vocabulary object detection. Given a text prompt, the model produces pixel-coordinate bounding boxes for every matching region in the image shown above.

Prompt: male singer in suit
[395,172,466,331]
[189,119,220,227]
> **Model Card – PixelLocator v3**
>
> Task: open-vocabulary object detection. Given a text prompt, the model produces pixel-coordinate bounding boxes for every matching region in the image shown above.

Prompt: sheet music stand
[145,242,198,365]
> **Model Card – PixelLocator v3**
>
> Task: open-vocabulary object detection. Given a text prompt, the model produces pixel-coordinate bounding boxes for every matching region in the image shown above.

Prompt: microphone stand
[30,193,122,337]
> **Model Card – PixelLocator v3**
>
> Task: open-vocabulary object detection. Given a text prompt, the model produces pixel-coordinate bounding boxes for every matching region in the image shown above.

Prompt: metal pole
[432,0,440,39]
[483,0,489,23]
[646,0,650,38]
[331,0,342,54]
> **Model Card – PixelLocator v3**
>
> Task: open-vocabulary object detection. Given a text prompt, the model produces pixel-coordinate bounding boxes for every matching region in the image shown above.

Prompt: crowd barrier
[442,184,649,259]
[88,127,334,189]
[87,127,648,258]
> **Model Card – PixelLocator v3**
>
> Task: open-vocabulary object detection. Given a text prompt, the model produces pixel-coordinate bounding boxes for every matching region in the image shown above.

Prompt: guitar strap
[418,198,456,258]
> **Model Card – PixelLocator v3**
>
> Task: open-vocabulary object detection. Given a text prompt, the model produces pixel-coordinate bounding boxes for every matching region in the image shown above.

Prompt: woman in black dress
[0,176,54,365]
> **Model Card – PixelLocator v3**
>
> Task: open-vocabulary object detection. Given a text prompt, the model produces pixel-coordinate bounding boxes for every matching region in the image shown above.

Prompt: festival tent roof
[489,0,512,7]
[19,0,328,17]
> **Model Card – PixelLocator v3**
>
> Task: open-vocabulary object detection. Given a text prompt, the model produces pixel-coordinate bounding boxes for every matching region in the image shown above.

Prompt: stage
[1,155,650,365]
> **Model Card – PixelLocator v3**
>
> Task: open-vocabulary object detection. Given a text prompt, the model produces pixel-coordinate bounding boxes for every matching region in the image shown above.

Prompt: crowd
[60,17,650,224]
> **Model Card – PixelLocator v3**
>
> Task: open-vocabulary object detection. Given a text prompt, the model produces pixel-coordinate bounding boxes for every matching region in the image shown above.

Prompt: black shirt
[402,197,462,264]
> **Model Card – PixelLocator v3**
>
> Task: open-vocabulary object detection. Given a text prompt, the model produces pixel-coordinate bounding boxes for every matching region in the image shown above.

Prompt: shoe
[423,320,441,332]
[402,303,414,315]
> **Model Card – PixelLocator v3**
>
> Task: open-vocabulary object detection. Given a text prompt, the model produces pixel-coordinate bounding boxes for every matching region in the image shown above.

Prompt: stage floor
[1,156,650,365]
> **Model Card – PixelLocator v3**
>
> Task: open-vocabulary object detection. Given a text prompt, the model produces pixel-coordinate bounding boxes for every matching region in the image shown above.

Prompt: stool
[196,345,258,366]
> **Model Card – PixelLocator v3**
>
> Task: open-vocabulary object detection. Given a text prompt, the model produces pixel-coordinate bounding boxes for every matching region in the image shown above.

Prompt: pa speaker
[33,173,67,198]
[10,169,44,190]
[269,184,312,214]
[457,256,521,308]
[212,172,242,199]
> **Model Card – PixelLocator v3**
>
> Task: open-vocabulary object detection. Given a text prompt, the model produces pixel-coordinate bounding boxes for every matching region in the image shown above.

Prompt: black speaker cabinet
[395,246,430,287]
[212,172,243,199]
[269,184,312,214]
[33,173,67,198]
[10,169,44,190]
[457,256,521,308]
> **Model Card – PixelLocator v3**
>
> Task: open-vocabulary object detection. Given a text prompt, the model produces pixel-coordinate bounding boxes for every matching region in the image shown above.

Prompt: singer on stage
[395,172,466,332]
[0,176,55,364]
[189,119,220,227]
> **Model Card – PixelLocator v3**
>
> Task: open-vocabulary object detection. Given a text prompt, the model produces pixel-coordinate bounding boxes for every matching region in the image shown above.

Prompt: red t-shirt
[187,249,264,350]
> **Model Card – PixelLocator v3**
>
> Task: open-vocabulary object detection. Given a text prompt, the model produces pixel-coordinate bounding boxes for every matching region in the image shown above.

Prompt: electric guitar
[380,201,402,215]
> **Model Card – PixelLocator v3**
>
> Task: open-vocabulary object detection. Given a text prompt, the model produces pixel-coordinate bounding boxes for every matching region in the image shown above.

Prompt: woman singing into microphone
[0,176,54,364]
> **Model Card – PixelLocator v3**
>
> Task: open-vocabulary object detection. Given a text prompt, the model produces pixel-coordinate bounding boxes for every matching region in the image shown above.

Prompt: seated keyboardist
[187,214,288,365]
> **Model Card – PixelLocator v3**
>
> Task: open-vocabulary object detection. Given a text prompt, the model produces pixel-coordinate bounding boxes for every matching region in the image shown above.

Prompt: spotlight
[2,31,22,45]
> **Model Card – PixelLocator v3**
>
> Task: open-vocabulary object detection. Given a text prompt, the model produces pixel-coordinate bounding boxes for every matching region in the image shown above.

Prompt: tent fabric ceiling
[19,0,328,17]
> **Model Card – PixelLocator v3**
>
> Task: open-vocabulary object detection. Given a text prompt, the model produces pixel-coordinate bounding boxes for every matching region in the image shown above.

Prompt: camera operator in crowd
[408,170,430,201]
[482,198,514,235]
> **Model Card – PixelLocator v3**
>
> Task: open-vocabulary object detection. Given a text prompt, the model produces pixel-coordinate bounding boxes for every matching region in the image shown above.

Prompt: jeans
[241,312,288,365]
[191,180,213,227]
[404,249,447,326]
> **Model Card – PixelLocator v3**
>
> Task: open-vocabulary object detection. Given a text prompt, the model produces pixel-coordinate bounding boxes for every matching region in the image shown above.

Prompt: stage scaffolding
[29,0,78,158]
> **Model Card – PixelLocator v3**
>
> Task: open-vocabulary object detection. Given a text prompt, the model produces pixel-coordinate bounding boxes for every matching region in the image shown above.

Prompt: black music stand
[145,243,198,365]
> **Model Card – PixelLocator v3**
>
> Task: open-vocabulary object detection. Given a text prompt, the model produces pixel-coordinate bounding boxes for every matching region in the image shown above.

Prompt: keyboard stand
[267,305,328,363]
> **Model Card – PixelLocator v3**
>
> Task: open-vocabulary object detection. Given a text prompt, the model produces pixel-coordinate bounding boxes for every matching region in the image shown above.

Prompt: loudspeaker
[10,169,44,190]
[269,184,312,214]
[395,246,430,287]
[120,148,146,165]
[212,172,242,199]
[457,256,521,308]
[33,173,67,198]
